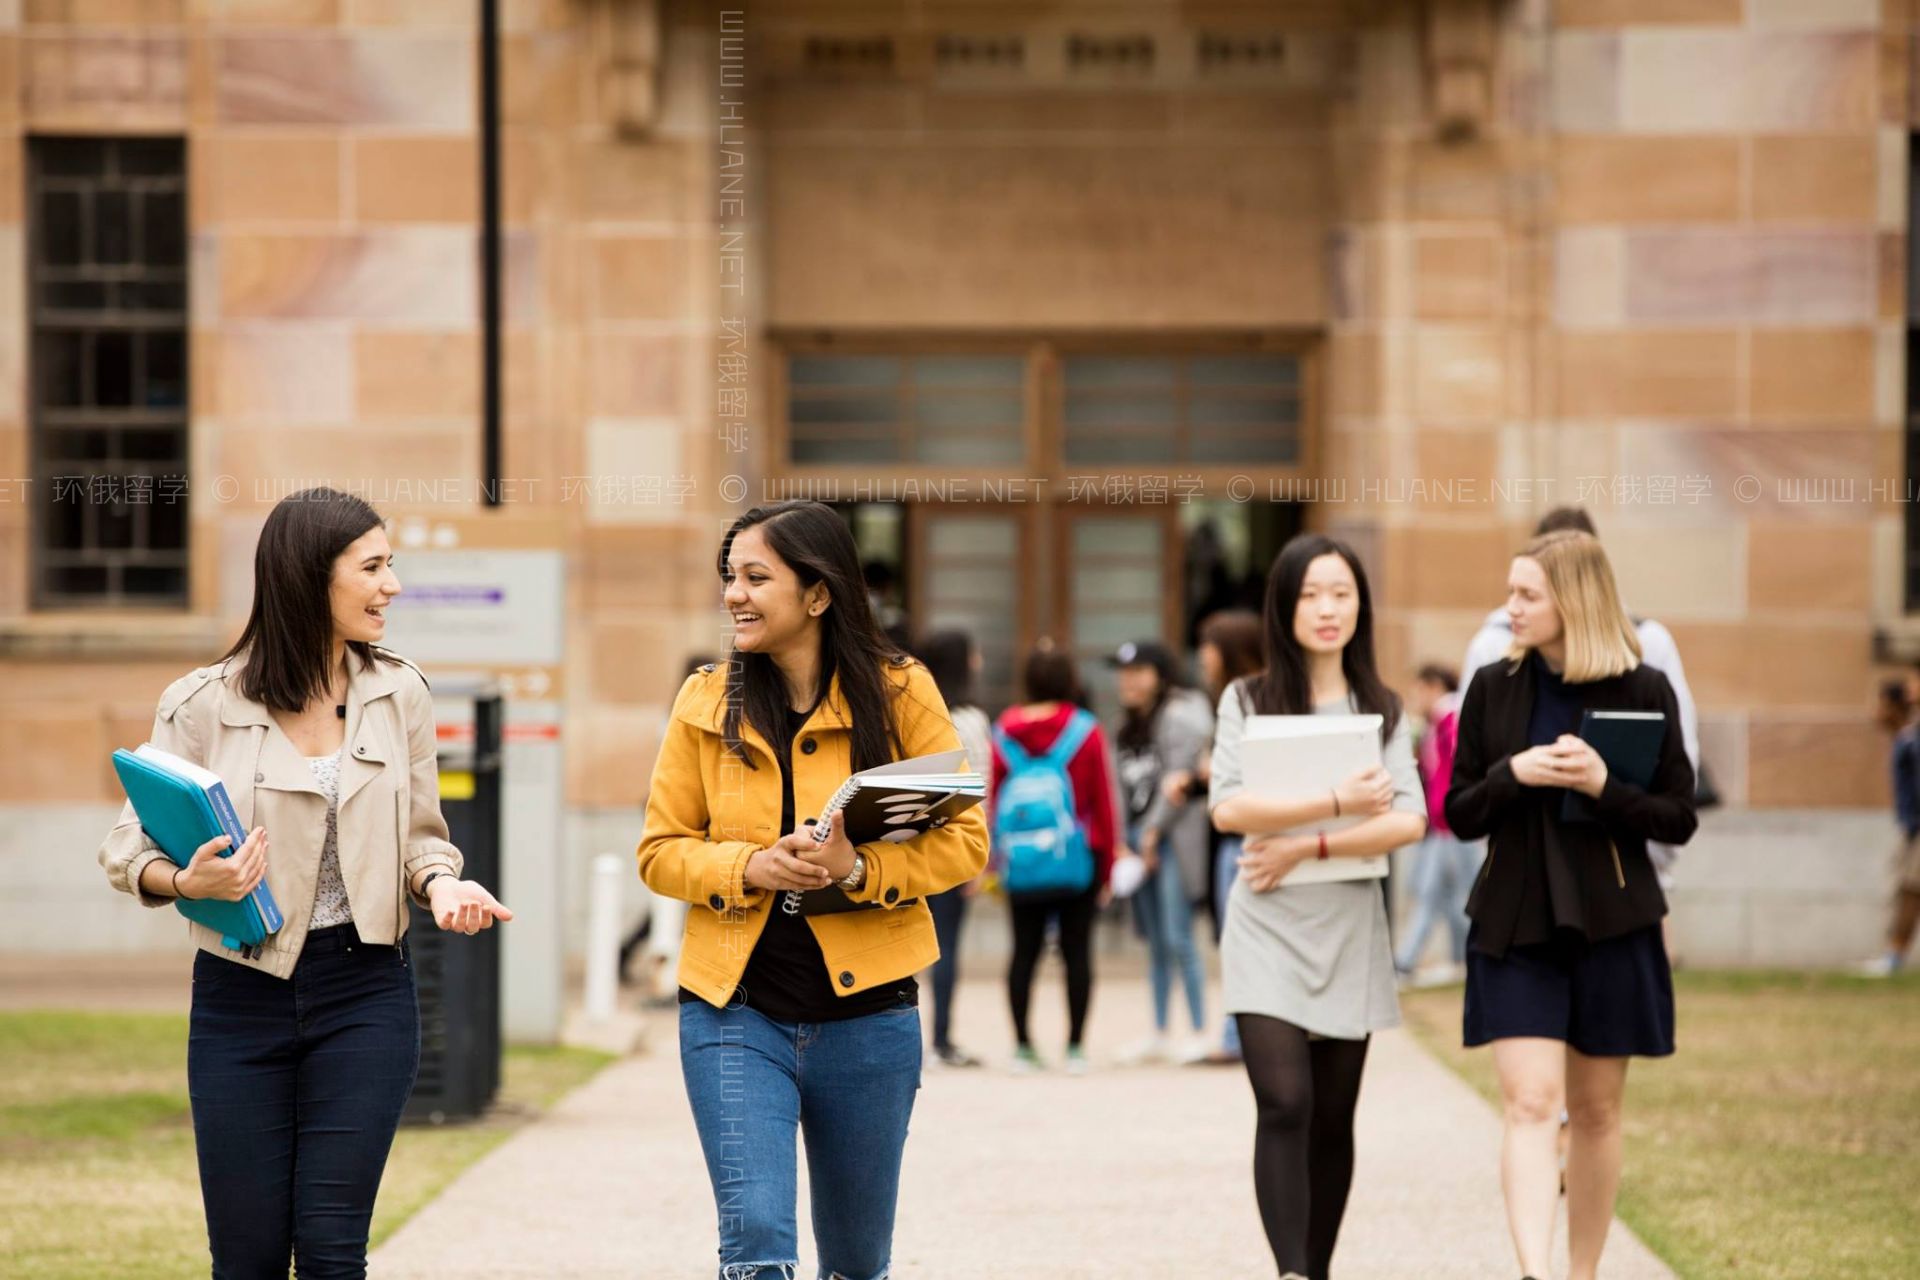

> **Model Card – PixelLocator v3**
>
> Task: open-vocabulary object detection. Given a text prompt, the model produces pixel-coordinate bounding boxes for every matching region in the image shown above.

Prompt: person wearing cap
[1108,638,1216,1066]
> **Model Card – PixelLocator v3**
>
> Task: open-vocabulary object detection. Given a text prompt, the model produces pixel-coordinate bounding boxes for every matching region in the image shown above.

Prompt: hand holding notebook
[780,749,986,917]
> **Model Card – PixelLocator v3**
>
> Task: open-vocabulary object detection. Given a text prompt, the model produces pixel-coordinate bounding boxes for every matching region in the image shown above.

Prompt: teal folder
[111,746,283,952]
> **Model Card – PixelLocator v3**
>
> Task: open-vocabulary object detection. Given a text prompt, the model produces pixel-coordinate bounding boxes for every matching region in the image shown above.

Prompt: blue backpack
[993,710,1099,899]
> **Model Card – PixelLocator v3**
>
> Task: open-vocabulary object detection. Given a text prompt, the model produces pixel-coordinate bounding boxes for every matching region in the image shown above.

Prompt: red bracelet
[1317,831,1330,860]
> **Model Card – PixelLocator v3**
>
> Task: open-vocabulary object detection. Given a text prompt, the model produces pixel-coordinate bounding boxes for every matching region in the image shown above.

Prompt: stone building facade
[0,0,1906,962]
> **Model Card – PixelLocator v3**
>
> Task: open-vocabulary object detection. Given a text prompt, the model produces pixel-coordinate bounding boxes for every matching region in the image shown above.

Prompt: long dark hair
[717,502,907,773]
[917,629,977,712]
[1242,534,1401,742]
[218,487,400,714]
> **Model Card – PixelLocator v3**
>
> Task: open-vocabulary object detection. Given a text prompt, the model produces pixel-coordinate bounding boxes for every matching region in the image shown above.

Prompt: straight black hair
[218,487,400,714]
[717,501,907,773]
[1242,533,1401,743]
[916,629,977,712]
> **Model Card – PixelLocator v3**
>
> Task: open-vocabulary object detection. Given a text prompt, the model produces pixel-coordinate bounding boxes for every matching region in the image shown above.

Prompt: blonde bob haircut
[1507,530,1642,682]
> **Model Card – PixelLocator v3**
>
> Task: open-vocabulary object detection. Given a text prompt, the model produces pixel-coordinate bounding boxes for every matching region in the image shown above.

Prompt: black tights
[1237,1013,1371,1279]
[1006,889,1098,1048]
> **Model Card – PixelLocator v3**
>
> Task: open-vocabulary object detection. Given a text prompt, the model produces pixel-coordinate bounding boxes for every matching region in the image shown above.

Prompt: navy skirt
[1463,923,1674,1058]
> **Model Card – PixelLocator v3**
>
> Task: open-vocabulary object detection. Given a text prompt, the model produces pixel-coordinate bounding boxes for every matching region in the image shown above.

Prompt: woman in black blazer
[1445,530,1696,1280]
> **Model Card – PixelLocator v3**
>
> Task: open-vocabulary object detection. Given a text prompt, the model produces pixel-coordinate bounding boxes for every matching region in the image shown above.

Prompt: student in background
[98,486,508,1279]
[1209,535,1428,1280]
[1447,530,1696,1280]
[1395,663,1477,984]
[1191,608,1265,1066]
[1863,667,1920,977]
[916,628,993,1064]
[993,641,1120,1076]
[1108,639,1216,1067]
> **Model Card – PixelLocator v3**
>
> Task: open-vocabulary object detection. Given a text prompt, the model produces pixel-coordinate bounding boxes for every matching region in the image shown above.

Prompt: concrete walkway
[371,974,1674,1279]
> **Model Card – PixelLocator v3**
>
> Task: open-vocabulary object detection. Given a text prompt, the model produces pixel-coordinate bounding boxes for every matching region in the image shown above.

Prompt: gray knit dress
[1210,682,1426,1040]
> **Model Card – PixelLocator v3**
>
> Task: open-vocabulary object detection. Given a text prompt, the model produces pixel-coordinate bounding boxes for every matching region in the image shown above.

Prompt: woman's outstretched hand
[427,878,513,934]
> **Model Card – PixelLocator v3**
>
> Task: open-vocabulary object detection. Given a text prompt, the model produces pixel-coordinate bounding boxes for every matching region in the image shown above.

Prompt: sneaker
[1115,1034,1170,1067]
[935,1044,983,1069]
[1858,954,1903,978]
[1172,1034,1213,1066]
[1193,1047,1242,1067]
[1010,1045,1046,1075]
[1412,962,1466,989]
[1064,1046,1090,1076]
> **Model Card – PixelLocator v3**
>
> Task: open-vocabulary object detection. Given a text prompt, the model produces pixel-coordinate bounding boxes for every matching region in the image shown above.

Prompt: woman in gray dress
[1209,534,1427,1280]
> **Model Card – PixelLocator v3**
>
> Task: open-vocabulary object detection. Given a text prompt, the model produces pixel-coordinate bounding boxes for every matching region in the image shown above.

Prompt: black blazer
[1446,655,1697,956]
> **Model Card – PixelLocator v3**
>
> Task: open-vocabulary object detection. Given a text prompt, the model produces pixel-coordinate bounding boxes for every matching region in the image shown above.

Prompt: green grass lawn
[0,1011,614,1280]
[1402,970,1920,1280]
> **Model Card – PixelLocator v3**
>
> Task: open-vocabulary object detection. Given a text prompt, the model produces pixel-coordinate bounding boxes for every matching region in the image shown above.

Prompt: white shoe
[1857,955,1903,978]
[1115,1034,1170,1067]
[1172,1034,1212,1066]
[1065,1046,1091,1076]
[1412,962,1466,989]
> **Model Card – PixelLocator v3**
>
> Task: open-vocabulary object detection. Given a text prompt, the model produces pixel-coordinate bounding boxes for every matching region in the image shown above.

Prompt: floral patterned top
[304,748,353,928]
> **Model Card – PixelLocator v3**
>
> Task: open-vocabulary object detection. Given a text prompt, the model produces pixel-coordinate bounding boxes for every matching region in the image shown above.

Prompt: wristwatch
[837,851,867,891]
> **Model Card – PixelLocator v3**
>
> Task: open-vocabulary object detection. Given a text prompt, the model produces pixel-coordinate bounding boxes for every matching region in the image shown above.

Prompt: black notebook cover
[779,751,984,917]
[1560,710,1666,824]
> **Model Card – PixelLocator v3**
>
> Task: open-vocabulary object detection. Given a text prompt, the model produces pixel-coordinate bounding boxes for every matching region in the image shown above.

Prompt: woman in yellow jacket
[639,500,989,1280]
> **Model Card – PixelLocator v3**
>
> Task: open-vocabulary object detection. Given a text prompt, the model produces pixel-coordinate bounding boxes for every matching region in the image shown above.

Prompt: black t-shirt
[681,698,917,1024]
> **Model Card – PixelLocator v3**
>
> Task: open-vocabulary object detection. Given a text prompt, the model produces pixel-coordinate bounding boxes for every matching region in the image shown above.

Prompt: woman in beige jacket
[99,487,510,1280]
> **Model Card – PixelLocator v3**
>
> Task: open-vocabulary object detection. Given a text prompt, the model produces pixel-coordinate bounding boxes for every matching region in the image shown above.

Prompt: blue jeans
[1130,822,1205,1035]
[927,886,968,1051]
[679,998,923,1280]
[1395,833,1482,971]
[187,924,421,1279]
[1214,834,1243,1057]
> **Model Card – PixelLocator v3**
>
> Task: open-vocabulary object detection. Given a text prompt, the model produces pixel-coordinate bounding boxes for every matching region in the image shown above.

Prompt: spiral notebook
[781,749,986,918]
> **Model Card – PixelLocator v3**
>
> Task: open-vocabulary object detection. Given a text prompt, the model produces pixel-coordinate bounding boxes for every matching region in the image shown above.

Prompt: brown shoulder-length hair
[1508,530,1642,682]
[218,487,402,714]
[1197,608,1264,698]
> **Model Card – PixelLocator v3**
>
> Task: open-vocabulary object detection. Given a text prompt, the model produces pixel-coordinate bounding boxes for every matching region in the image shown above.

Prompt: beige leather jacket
[98,648,463,979]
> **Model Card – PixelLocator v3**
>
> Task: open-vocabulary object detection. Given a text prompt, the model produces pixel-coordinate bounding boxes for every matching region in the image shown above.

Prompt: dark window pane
[144,331,186,408]
[119,139,181,177]
[93,331,134,406]
[1189,355,1299,387]
[122,429,182,461]
[1190,432,1298,465]
[149,493,187,549]
[124,564,186,597]
[917,393,1022,431]
[789,355,902,387]
[911,356,1022,388]
[98,499,136,549]
[48,565,109,595]
[42,191,83,265]
[37,331,85,408]
[42,280,110,311]
[1064,394,1177,429]
[37,144,104,178]
[141,191,186,267]
[1190,395,1298,430]
[791,434,900,464]
[48,487,85,548]
[790,395,895,426]
[94,190,132,264]
[120,279,187,313]
[1063,356,1176,389]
